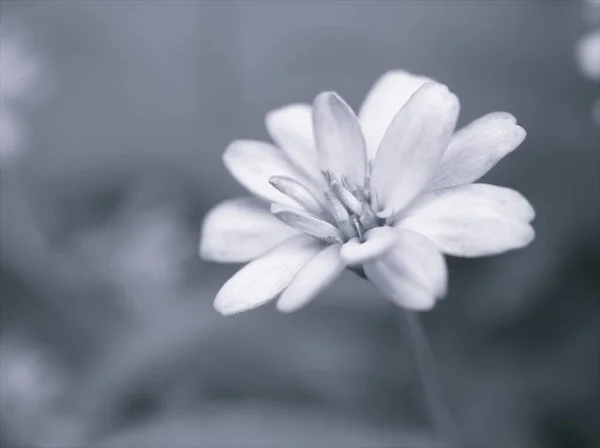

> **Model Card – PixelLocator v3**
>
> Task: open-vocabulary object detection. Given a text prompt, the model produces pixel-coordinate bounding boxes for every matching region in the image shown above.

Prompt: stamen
[269,176,324,217]
[324,189,357,239]
[323,170,364,216]
[271,204,344,244]
[350,215,364,242]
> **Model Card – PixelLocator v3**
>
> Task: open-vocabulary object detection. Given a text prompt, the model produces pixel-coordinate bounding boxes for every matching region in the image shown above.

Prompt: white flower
[200,71,535,315]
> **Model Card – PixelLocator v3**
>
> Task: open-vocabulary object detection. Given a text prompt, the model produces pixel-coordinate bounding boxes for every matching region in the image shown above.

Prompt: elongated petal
[358,71,432,159]
[427,113,526,191]
[277,244,344,313]
[223,140,309,206]
[397,184,535,257]
[364,229,447,310]
[265,104,323,185]
[370,82,460,215]
[313,92,367,187]
[271,204,344,244]
[214,235,323,315]
[200,198,299,263]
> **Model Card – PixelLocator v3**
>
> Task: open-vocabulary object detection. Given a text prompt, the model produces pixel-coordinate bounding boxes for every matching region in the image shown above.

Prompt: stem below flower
[399,309,460,447]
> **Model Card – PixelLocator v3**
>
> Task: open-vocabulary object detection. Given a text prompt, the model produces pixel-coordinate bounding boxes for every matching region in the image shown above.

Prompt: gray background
[1,1,599,447]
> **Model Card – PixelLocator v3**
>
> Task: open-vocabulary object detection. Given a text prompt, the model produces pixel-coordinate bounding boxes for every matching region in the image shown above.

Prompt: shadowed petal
[200,198,299,263]
[340,226,398,266]
[313,92,367,187]
[277,244,344,313]
[358,71,432,159]
[265,104,323,186]
[427,112,526,191]
[398,184,535,257]
[364,229,447,310]
[223,140,311,206]
[214,235,323,315]
[370,82,460,215]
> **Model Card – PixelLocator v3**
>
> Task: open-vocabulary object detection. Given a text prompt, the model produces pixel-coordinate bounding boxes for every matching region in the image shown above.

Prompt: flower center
[269,170,385,244]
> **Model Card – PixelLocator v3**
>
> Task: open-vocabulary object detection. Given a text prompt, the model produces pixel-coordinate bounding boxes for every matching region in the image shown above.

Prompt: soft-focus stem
[399,309,459,447]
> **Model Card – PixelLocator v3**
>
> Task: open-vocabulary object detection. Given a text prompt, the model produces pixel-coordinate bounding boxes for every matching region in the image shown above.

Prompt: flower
[200,71,535,315]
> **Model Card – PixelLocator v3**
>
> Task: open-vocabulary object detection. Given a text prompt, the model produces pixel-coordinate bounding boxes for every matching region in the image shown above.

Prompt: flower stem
[399,309,459,446]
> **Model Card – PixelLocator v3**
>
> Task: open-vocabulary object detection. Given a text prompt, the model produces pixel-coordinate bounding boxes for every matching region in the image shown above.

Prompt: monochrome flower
[200,71,535,315]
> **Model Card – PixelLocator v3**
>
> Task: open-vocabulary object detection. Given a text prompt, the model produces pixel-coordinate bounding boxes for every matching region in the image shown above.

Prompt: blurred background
[0,1,598,447]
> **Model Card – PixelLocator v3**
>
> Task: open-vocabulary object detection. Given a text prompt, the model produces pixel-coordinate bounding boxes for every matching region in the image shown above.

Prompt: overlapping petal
[369,82,460,215]
[200,198,299,263]
[397,184,535,257]
[358,70,432,159]
[214,235,323,315]
[265,104,323,186]
[312,92,367,187]
[427,112,526,191]
[363,229,447,310]
[223,140,315,207]
[277,244,345,313]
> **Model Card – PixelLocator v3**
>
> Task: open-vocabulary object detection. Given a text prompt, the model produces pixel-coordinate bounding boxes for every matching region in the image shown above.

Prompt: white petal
[358,71,432,159]
[576,29,600,80]
[223,140,311,206]
[369,82,460,215]
[427,113,527,191]
[277,244,344,313]
[200,198,299,263]
[312,92,367,187]
[265,104,323,185]
[364,229,447,310]
[398,184,535,257]
[340,226,398,266]
[214,235,323,315]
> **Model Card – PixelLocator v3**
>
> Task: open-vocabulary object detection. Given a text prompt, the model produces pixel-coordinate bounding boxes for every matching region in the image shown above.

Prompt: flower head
[201,71,535,315]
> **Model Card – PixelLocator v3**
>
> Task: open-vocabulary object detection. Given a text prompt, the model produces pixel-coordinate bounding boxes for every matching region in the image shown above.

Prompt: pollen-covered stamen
[269,176,325,217]
[324,189,357,239]
[271,203,344,244]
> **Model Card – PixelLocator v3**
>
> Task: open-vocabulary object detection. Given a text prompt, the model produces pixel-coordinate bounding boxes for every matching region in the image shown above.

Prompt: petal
[200,198,299,263]
[223,140,312,206]
[265,104,323,185]
[369,82,460,215]
[312,92,367,187]
[271,203,344,244]
[364,229,447,310]
[427,113,527,191]
[358,70,432,159]
[214,235,323,315]
[397,184,535,257]
[277,244,345,313]
[340,226,398,266]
